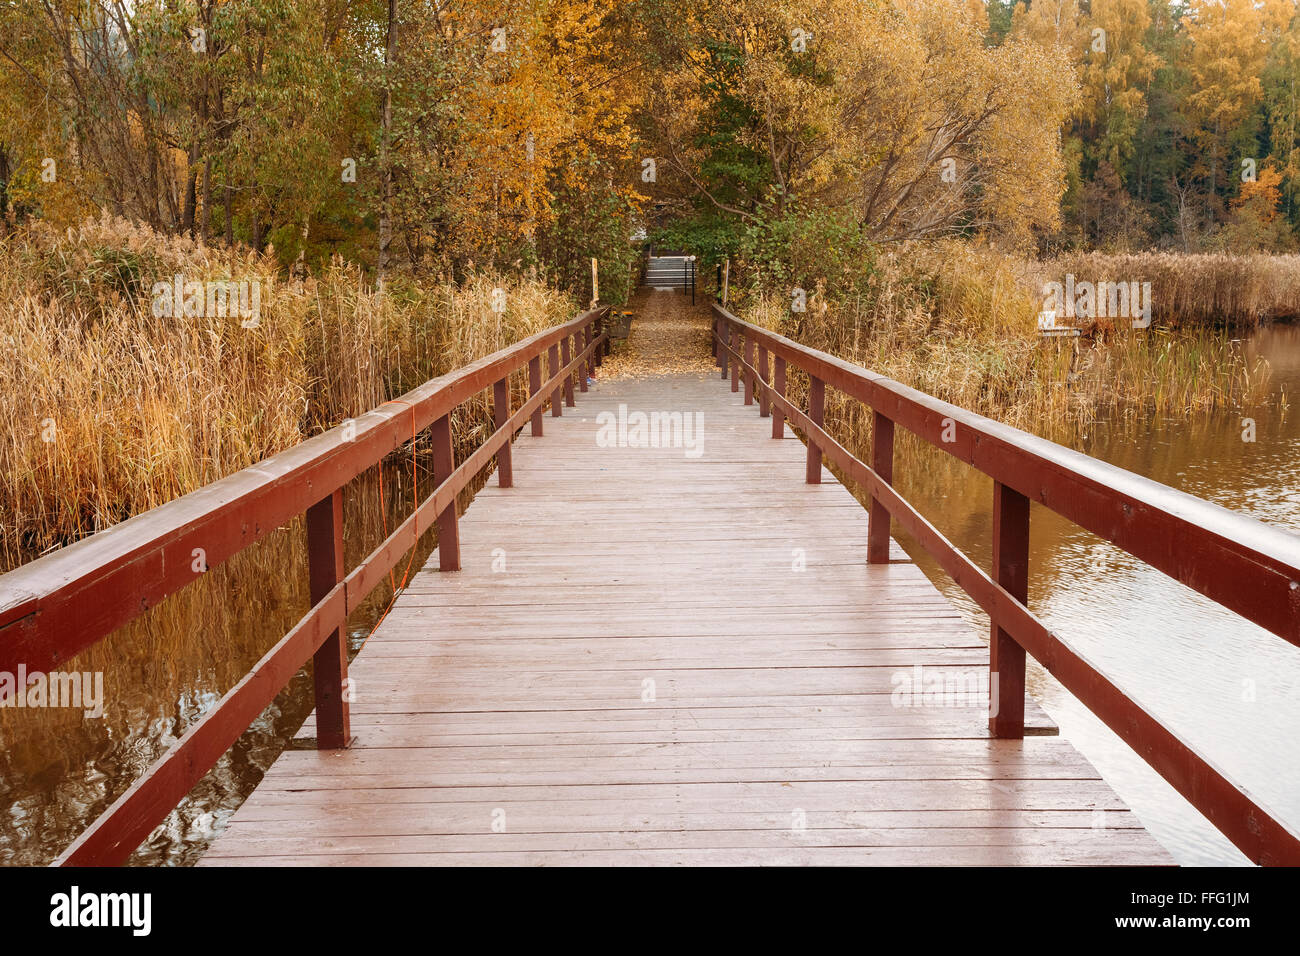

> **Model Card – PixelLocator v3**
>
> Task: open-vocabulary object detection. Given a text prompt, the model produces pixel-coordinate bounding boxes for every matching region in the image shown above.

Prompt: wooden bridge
[3,300,1299,866]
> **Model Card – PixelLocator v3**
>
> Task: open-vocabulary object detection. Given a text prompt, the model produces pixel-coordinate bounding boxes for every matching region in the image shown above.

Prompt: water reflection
[0,459,444,866]
[889,322,1300,866]
[5,329,1299,866]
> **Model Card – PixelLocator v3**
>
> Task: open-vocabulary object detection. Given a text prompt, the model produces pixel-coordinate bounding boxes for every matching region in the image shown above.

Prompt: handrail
[0,306,610,865]
[712,301,1300,866]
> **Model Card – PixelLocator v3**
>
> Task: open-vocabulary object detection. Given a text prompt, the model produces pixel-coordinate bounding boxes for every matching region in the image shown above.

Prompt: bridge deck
[201,371,1172,865]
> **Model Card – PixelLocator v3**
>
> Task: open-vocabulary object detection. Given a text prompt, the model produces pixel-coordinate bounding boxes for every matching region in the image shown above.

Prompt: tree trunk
[201,158,211,242]
[377,0,397,291]
[0,144,9,226]
[225,183,234,246]
[182,152,198,236]
[251,189,262,252]
[293,216,310,280]
[199,52,211,242]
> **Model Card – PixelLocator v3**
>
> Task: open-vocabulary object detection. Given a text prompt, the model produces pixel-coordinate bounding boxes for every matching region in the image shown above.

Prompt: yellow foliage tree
[400,0,643,268]
[653,0,1078,247]
[1078,0,1162,170]
[1223,165,1294,249]
[1182,0,1292,194]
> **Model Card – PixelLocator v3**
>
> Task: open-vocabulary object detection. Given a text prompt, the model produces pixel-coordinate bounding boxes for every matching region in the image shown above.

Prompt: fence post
[719,319,728,379]
[578,327,589,393]
[867,411,894,564]
[528,355,543,437]
[493,377,513,488]
[713,317,721,367]
[602,309,611,358]
[730,327,740,393]
[431,414,461,572]
[806,376,825,483]
[743,337,755,406]
[758,346,770,417]
[990,481,1029,738]
[772,355,786,439]
[307,489,350,749]
[548,343,562,417]
[561,336,575,407]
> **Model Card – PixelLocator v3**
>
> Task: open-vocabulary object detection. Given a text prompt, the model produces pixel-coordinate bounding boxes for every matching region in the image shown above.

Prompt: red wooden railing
[0,307,610,866]
[712,302,1300,866]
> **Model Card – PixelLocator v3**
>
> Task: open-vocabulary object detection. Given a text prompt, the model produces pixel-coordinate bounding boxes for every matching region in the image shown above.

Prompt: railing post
[758,345,770,417]
[772,355,786,439]
[806,375,825,483]
[730,327,740,393]
[561,335,575,407]
[548,342,562,417]
[602,310,611,359]
[713,317,721,367]
[493,377,513,488]
[431,413,461,572]
[743,336,755,406]
[528,355,543,437]
[990,481,1028,738]
[867,411,894,564]
[719,319,728,379]
[307,489,349,749]
[578,327,589,393]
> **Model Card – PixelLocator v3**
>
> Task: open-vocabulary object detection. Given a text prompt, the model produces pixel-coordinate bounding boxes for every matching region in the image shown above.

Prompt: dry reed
[739,240,1278,438]
[0,215,578,865]
[1029,251,1300,328]
[0,214,576,570]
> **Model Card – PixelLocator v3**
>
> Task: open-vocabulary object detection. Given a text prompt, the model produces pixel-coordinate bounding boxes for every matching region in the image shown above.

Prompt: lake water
[2,325,1298,866]
[0,464,443,866]
[892,322,1300,866]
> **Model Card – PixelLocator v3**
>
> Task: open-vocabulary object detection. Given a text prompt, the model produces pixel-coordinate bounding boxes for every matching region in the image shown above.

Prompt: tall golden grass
[0,466,439,866]
[741,241,1278,437]
[0,214,576,570]
[1030,251,1300,328]
[0,215,579,865]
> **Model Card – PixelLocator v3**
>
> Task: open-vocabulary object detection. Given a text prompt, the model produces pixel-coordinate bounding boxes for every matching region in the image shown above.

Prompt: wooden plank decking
[200,372,1173,866]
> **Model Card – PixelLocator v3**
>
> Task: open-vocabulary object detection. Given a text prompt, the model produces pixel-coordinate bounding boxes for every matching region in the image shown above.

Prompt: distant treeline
[0,1,654,301]
[1,0,1297,288]
[986,0,1300,253]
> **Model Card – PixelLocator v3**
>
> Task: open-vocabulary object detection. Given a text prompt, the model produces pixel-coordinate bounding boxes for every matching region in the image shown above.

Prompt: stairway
[642,254,695,289]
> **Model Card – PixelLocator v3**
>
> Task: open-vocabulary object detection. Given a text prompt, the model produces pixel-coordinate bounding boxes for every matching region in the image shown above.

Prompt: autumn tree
[1262,8,1300,227]
[1078,0,1162,173]
[648,0,1077,256]
[1181,0,1287,204]
[2,0,1296,260]
[1222,164,1295,249]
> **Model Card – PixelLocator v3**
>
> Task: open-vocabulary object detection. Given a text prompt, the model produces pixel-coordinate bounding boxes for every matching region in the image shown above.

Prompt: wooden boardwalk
[201,372,1172,866]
